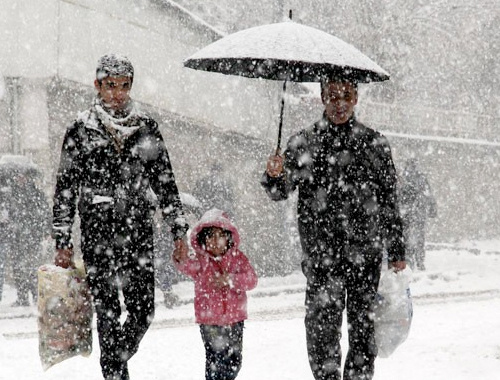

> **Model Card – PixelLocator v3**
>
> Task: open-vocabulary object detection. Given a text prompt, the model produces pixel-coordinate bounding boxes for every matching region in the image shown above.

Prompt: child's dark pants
[200,322,244,380]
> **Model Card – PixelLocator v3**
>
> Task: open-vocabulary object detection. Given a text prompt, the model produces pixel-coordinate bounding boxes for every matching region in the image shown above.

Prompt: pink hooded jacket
[175,209,258,326]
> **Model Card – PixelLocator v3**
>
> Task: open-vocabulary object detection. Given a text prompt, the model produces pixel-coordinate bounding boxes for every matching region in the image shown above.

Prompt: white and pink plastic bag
[37,263,93,370]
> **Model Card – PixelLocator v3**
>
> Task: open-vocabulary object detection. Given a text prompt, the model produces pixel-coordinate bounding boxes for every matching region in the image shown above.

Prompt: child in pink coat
[173,208,258,380]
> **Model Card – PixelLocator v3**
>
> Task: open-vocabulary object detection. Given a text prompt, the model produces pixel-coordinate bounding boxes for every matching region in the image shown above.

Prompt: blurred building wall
[0,0,282,143]
[0,0,293,275]
[287,84,500,242]
[0,0,499,253]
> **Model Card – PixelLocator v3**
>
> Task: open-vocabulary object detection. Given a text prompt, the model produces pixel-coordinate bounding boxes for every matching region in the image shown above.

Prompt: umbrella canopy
[184,21,389,83]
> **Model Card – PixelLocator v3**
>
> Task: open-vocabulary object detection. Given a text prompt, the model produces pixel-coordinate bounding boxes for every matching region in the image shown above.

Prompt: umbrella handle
[276,80,287,154]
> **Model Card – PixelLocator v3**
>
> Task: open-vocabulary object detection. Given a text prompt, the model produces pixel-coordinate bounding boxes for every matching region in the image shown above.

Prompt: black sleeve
[260,172,289,201]
[260,133,303,201]
[52,122,83,249]
[374,135,406,262]
[147,122,189,240]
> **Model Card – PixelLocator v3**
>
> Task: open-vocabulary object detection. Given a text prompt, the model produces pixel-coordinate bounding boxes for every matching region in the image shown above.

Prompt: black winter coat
[0,176,50,246]
[399,169,437,226]
[262,115,405,273]
[52,108,188,251]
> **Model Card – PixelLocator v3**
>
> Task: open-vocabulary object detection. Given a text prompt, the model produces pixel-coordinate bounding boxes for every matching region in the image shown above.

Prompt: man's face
[94,76,132,112]
[321,81,358,125]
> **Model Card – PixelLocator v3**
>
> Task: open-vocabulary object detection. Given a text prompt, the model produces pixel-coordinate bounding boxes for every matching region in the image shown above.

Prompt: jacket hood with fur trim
[190,208,240,255]
[179,208,257,325]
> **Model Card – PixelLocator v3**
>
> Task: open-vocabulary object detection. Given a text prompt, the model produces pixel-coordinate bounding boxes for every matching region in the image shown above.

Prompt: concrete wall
[0,0,296,275]
[387,136,500,242]
[1,0,499,254]
[0,0,59,78]
[0,0,282,141]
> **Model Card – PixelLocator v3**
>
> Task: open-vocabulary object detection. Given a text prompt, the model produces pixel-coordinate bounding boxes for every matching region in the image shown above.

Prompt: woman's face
[205,227,229,257]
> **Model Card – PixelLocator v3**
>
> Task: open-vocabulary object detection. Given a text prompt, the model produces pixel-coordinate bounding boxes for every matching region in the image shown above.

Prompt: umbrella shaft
[276,80,287,153]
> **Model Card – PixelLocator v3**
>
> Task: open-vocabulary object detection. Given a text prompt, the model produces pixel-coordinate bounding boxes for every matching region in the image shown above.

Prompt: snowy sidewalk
[1,242,499,338]
[1,242,500,380]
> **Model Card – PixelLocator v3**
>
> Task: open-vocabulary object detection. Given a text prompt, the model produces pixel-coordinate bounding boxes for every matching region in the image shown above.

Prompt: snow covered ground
[1,240,500,380]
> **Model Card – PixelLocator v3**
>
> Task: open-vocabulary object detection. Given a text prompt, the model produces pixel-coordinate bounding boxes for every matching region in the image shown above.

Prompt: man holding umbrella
[183,17,406,379]
[261,77,406,380]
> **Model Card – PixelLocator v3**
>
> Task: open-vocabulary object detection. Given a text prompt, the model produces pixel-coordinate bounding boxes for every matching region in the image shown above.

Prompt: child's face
[205,227,229,257]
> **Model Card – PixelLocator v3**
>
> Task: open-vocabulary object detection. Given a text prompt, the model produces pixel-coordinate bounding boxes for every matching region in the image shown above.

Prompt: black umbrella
[184,13,389,151]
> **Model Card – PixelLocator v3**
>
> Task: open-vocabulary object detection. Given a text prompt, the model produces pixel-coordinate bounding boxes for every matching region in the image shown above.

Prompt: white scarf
[93,97,141,152]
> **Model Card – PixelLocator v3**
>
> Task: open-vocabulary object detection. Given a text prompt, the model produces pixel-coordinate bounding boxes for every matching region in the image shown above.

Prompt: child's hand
[211,272,230,289]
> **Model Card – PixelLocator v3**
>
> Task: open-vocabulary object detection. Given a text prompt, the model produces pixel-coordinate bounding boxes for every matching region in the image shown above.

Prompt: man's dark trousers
[83,220,155,380]
[304,258,381,380]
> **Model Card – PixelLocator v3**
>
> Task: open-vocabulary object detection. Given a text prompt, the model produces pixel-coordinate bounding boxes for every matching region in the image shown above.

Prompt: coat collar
[315,113,356,136]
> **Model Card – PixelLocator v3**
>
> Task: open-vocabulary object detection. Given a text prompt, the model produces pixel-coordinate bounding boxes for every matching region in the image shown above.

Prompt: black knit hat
[96,54,134,81]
